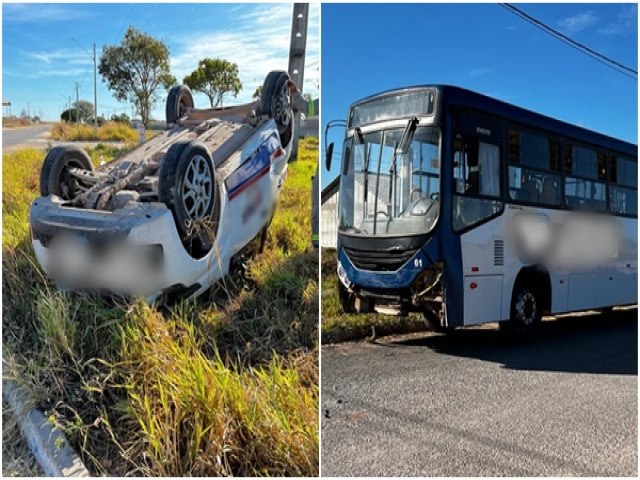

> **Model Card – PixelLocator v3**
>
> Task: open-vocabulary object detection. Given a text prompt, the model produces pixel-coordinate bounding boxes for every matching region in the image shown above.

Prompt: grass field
[2,138,319,476]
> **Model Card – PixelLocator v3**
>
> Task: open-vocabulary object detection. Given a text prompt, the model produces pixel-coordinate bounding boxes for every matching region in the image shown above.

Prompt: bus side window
[609,155,638,216]
[453,135,467,194]
[454,135,479,194]
[454,135,499,197]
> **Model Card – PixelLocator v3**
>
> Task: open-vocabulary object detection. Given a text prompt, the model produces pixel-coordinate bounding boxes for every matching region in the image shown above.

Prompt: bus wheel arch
[513,265,552,313]
[502,266,551,339]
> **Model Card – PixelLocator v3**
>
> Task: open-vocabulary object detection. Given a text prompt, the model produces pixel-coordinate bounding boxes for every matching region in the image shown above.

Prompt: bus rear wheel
[501,284,541,340]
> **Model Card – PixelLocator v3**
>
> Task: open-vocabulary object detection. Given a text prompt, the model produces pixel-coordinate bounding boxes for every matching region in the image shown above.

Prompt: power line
[115,4,135,42]
[167,4,203,38]
[500,3,637,80]
[140,4,160,30]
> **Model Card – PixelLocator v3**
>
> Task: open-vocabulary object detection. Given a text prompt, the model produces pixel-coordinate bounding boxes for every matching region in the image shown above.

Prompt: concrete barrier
[3,379,90,477]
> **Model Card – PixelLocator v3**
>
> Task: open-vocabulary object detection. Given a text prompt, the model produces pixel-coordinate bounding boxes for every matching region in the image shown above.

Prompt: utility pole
[27,101,31,122]
[75,82,80,123]
[72,38,98,134]
[93,43,98,136]
[287,3,309,160]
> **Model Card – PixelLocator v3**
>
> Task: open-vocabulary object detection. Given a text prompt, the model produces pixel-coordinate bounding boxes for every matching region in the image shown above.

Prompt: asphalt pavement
[321,309,638,476]
[2,125,51,150]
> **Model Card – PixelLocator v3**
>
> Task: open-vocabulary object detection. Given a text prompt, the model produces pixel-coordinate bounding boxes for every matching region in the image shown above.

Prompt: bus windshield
[339,125,441,236]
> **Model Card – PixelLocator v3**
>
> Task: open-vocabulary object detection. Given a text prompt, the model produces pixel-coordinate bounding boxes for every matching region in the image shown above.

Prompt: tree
[99,27,176,127]
[110,113,131,126]
[304,93,314,117]
[252,85,263,101]
[61,108,77,123]
[70,100,94,123]
[183,58,242,108]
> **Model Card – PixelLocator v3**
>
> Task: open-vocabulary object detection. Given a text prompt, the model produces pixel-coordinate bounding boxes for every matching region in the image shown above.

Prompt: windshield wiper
[387,117,419,219]
[389,117,419,176]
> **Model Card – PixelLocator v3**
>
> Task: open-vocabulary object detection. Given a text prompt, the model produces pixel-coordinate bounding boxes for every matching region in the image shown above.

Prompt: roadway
[2,124,51,151]
[321,309,637,476]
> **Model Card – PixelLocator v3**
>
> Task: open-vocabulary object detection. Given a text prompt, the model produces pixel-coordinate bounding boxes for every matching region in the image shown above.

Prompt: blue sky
[321,3,638,187]
[2,3,319,122]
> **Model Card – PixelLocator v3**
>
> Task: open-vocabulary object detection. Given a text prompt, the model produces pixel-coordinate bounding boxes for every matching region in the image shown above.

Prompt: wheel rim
[515,291,537,326]
[271,81,291,127]
[181,154,213,220]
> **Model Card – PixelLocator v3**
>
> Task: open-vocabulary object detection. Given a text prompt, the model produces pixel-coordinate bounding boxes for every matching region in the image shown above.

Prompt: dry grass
[2,138,319,476]
[50,121,138,142]
[2,117,32,128]
[2,402,44,477]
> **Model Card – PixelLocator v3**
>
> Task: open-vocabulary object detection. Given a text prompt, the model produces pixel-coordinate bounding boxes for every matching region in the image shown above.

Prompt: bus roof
[349,85,637,157]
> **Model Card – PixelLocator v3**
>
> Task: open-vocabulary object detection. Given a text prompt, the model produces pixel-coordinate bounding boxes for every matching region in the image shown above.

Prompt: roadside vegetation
[2,117,33,128]
[2,138,319,476]
[50,121,138,142]
[321,249,426,343]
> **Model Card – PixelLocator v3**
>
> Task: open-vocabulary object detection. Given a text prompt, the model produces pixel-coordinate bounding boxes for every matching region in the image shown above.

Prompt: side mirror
[325,142,334,171]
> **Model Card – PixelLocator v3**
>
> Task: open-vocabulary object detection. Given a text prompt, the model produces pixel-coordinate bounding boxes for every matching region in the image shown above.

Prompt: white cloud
[169,3,319,106]
[24,49,92,66]
[599,5,637,35]
[558,11,598,33]
[3,3,91,23]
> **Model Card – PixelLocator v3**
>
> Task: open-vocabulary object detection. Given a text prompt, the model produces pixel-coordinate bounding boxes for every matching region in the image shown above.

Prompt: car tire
[260,70,293,145]
[502,283,542,341]
[40,144,93,200]
[159,141,219,258]
[166,85,194,126]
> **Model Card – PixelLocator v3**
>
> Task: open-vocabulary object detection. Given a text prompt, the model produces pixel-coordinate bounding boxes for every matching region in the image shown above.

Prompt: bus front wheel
[502,284,541,340]
[338,282,356,313]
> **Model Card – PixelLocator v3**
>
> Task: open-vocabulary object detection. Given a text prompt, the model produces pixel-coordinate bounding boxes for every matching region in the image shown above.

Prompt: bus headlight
[337,260,352,289]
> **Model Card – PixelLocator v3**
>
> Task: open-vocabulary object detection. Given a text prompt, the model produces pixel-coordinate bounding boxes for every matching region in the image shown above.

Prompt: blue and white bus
[325,85,637,338]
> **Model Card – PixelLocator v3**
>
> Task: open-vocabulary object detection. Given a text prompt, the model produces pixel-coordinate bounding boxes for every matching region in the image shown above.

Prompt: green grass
[321,249,426,342]
[2,138,319,476]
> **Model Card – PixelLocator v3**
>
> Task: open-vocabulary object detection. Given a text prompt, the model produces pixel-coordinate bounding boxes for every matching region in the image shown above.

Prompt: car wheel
[260,70,293,144]
[159,141,219,258]
[165,85,194,126]
[502,283,541,340]
[40,144,93,200]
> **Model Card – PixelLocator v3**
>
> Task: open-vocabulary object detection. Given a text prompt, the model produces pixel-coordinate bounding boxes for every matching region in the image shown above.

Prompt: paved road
[2,125,51,150]
[321,309,637,476]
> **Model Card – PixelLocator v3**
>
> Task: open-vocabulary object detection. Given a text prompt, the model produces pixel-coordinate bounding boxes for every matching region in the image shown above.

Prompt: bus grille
[343,247,418,272]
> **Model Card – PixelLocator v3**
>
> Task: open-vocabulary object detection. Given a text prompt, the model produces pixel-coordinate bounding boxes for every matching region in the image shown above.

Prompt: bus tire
[503,283,541,341]
[338,282,356,313]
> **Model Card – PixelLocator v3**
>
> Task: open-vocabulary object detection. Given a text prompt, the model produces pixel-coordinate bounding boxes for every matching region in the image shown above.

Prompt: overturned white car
[29,71,296,302]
